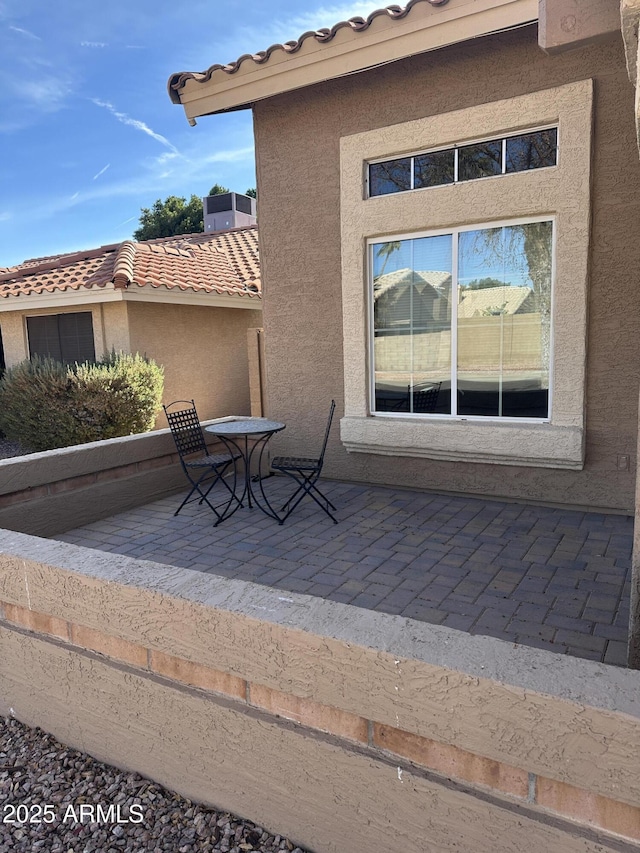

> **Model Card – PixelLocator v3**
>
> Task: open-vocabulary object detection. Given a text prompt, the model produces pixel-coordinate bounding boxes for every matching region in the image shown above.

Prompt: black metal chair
[410,382,442,413]
[271,400,337,523]
[163,400,242,522]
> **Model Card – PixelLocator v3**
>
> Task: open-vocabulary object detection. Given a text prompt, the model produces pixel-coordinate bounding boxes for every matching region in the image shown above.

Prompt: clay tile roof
[168,0,449,102]
[0,226,261,301]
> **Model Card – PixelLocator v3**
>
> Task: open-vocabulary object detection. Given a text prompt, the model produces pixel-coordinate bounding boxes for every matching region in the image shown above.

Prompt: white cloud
[91,98,179,154]
[289,2,386,28]
[0,211,12,222]
[144,144,254,185]
[234,1,383,57]
[92,163,110,180]
[81,40,107,48]
[196,146,255,165]
[9,24,41,40]
[34,139,254,217]
[12,76,70,109]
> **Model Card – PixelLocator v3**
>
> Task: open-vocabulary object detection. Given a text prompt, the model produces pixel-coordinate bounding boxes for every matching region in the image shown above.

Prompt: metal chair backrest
[318,400,336,465]
[163,400,207,459]
[411,383,441,413]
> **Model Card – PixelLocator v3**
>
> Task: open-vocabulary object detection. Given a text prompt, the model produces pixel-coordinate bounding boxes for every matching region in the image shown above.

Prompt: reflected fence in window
[371,220,553,420]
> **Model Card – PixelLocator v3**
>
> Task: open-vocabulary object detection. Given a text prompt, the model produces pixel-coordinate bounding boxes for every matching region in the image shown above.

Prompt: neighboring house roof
[457,285,534,317]
[0,227,260,304]
[168,0,538,121]
[374,268,451,299]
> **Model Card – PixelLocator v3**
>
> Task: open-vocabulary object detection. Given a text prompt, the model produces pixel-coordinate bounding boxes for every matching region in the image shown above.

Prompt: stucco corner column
[623,0,640,668]
[629,518,640,668]
[622,0,640,152]
[629,384,640,668]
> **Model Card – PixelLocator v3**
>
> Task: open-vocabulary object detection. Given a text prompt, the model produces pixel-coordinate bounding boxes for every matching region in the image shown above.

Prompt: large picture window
[371,219,553,420]
[27,312,96,364]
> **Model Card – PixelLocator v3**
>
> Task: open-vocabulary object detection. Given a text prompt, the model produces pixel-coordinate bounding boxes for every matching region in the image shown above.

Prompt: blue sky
[0,1,382,266]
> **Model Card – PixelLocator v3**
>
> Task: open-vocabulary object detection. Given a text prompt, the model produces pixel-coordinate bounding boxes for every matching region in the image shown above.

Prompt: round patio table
[204,418,285,524]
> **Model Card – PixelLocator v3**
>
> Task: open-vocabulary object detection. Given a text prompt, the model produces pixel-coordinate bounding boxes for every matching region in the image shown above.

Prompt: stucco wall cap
[1,528,639,719]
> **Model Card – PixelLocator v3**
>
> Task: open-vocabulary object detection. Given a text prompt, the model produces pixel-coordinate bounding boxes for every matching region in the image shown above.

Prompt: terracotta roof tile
[0,227,261,301]
[168,0,449,101]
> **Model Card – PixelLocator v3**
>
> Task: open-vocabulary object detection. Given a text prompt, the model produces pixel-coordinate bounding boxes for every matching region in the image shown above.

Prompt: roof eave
[0,286,262,313]
[169,0,538,122]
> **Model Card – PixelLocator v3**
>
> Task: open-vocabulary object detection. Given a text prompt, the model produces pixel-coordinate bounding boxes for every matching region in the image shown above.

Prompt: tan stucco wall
[340,78,592,470]
[0,300,260,427]
[0,428,184,535]
[1,539,639,850]
[254,25,640,511]
[0,311,27,364]
[0,303,113,367]
[126,301,262,423]
[100,301,130,354]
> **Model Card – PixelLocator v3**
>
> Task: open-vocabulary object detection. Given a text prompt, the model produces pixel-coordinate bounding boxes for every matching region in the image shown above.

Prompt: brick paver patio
[55,478,633,666]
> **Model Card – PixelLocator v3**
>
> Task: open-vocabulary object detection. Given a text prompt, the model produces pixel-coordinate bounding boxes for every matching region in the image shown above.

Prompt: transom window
[368,128,557,197]
[370,218,553,420]
[27,312,96,364]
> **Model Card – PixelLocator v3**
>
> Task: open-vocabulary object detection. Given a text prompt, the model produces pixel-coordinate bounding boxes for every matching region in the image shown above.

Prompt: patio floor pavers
[54,477,634,666]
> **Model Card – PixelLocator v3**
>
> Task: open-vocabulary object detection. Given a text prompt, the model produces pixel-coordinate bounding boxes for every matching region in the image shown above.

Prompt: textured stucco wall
[0,311,27,365]
[100,301,130,354]
[339,78,592,470]
[0,303,111,367]
[0,422,230,536]
[1,538,639,851]
[126,301,262,423]
[253,25,640,510]
[0,428,184,535]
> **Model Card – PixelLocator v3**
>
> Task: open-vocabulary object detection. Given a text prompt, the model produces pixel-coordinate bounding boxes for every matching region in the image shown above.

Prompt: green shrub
[0,353,164,452]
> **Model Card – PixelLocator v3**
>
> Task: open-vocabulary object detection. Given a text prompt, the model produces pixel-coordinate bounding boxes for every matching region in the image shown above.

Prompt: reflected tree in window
[414,150,454,188]
[369,159,411,195]
[458,141,502,181]
[459,221,552,416]
[506,129,557,172]
[375,241,402,278]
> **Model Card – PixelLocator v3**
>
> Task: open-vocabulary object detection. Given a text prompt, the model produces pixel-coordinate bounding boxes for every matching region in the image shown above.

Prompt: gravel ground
[0,717,308,853]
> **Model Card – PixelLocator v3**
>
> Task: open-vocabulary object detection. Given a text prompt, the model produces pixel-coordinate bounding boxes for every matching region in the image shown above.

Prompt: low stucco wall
[0,423,231,537]
[0,531,639,852]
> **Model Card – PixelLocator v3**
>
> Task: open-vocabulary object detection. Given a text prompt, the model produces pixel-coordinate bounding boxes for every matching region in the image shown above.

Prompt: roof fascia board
[178,0,538,120]
[0,289,123,313]
[0,288,261,313]
[122,288,261,310]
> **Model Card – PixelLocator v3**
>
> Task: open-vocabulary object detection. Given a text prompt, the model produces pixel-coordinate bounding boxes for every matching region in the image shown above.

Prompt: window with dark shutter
[27,312,95,364]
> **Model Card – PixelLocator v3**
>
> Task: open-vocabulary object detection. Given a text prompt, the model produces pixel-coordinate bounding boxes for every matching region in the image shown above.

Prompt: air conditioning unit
[203,192,257,232]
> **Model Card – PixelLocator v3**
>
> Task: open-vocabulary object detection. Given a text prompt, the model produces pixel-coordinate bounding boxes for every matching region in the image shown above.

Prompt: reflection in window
[373,236,452,414]
[369,158,411,195]
[506,129,557,172]
[414,150,454,189]
[458,141,502,181]
[371,221,553,419]
[368,127,557,196]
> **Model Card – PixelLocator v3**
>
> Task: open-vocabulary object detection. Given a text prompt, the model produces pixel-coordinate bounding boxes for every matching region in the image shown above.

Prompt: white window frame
[366,124,559,198]
[368,214,556,424]
[339,80,593,469]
